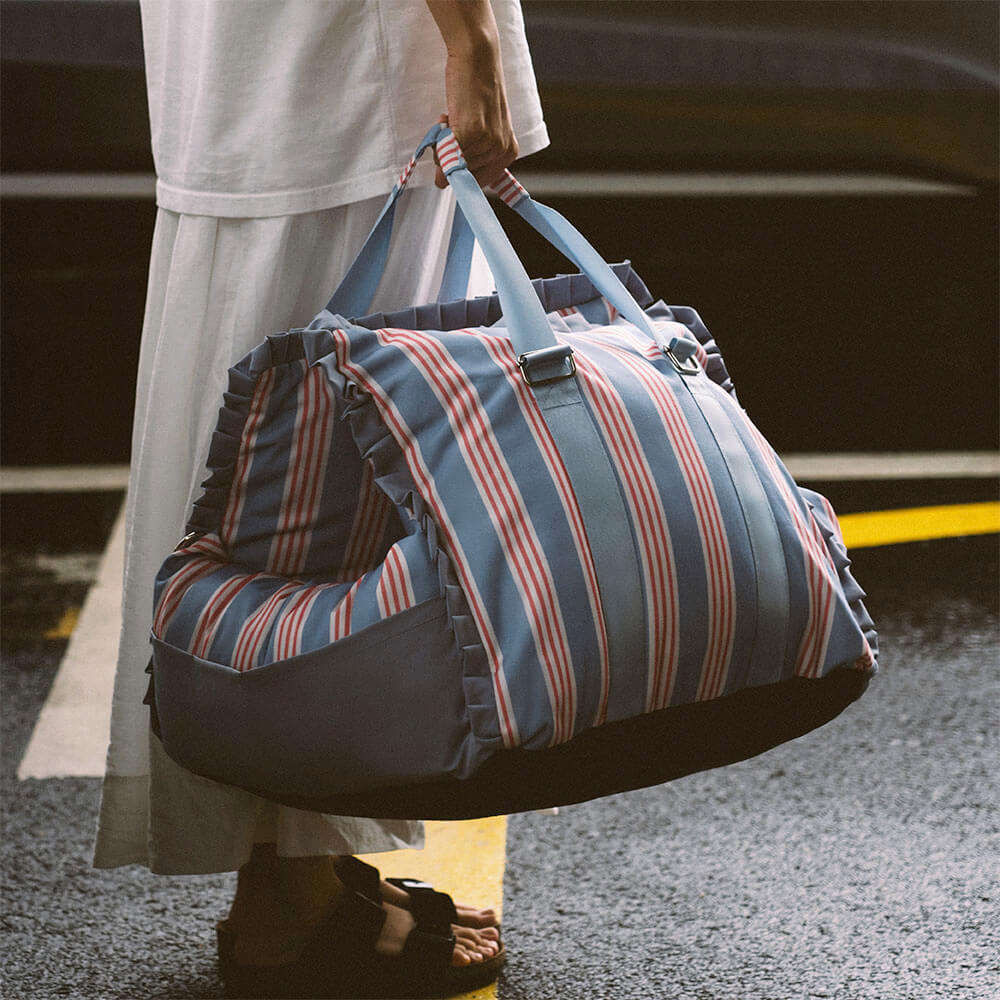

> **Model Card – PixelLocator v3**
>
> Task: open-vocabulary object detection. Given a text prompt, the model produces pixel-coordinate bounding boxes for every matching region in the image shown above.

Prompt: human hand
[426,1,518,189]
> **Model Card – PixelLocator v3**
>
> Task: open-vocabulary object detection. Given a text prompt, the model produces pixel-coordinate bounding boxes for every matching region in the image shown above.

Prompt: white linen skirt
[94,187,492,874]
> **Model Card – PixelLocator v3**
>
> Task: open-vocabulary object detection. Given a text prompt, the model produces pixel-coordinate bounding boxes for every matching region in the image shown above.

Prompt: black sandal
[217,872,505,999]
[333,856,501,934]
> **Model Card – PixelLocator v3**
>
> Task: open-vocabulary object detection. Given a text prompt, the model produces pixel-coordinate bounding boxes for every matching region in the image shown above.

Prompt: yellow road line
[43,607,80,640]
[839,501,1000,549]
[359,816,508,1000]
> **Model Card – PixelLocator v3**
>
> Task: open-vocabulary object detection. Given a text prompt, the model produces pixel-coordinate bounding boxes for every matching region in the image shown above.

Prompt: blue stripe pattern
[152,272,877,754]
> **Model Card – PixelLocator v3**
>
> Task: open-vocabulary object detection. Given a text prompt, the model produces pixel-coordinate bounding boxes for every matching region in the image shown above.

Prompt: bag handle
[329,124,667,369]
[435,129,669,364]
[489,171,666,348]
[325,130,474,318]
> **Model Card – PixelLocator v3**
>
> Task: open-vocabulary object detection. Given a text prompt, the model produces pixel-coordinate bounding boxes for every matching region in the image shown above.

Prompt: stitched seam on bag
[337,374,502,749]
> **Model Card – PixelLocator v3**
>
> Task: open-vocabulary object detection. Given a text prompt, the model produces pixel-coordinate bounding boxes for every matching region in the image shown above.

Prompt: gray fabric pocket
[151,596,490,799]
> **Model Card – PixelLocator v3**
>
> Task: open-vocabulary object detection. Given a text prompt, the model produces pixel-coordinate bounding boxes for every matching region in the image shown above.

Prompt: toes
[450,945,473,968]
[451,941,487,968]
[454,926,499,958]
[454,903,499,928]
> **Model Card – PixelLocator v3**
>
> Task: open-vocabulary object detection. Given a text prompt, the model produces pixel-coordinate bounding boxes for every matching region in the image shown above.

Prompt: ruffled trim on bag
[347,262,653,333]
[339,380,503,750]
[187,333,300,536]
[186,328,341,538]
[801,487,879,674]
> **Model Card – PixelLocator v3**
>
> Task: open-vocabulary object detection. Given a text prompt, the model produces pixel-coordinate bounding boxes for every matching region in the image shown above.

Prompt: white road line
[1,173,156,199]
[0,172,975,199]
[17,499,125,780]
[781,451,999,480]
[1,465,130,492]
[514,173,977,198]
[2,454,995,497]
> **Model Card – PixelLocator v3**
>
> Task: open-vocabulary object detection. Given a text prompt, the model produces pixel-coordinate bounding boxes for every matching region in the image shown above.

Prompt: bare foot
[375,901,501,968]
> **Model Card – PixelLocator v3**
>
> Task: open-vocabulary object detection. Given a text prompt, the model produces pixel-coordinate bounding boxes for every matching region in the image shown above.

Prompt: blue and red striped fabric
[328,302,876,751]
[152,276,876,757]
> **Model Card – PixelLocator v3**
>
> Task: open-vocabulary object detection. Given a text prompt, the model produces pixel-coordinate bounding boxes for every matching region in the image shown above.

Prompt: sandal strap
[399,925,457,980]
[308,886,386,960]
[333,855,382,902]
[386,877,459,931]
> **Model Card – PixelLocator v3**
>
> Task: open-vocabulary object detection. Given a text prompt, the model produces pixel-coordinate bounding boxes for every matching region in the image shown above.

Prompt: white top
[140,0,549,217]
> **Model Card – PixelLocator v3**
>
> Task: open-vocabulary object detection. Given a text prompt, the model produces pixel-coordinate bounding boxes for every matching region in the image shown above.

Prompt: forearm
[425,0,501,59]
[425,0,517,187]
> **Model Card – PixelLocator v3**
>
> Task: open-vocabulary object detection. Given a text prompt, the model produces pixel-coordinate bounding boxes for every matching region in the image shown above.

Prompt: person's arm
[425,0,518,188]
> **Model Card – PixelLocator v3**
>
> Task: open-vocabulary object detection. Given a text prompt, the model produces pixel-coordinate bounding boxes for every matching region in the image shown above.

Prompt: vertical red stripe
[331,330,520,748]
[470,331,612,727]
[375,328,577,744]
[269,363,334,576]
[743,420,840,678]
[587,327,742,702]
[222,368,275,546]
[583,334,737,704]
[339,461,394,580]
[573,355,679,711]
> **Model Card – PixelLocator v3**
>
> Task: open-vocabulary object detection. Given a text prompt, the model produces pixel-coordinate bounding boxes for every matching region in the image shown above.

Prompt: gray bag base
[149,657,868,820]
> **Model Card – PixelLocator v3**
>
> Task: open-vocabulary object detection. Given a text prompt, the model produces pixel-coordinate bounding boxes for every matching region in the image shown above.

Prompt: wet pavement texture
[2,481,997,999]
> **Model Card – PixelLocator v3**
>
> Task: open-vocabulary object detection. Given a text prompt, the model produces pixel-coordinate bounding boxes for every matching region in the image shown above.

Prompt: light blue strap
[442,163,560,357]
[436,206,476,302]
[325,196,400,318]
[325,126,474,317]
[498,185,666,349]
[434,130,648,699]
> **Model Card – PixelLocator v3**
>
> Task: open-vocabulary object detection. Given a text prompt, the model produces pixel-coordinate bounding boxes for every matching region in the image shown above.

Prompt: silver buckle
[517,345,577,387]
[665,348,699,375]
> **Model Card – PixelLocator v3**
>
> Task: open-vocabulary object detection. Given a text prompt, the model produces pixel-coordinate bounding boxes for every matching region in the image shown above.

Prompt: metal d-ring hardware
[517,344,577,387]
[664,336,700,375]
[174,530,206,551]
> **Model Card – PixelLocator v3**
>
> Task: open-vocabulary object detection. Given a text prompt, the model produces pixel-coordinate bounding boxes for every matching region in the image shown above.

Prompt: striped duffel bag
[145,125,877,819]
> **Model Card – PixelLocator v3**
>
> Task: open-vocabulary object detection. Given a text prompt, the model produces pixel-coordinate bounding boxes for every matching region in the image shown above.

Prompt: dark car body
[3,0,997,179]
